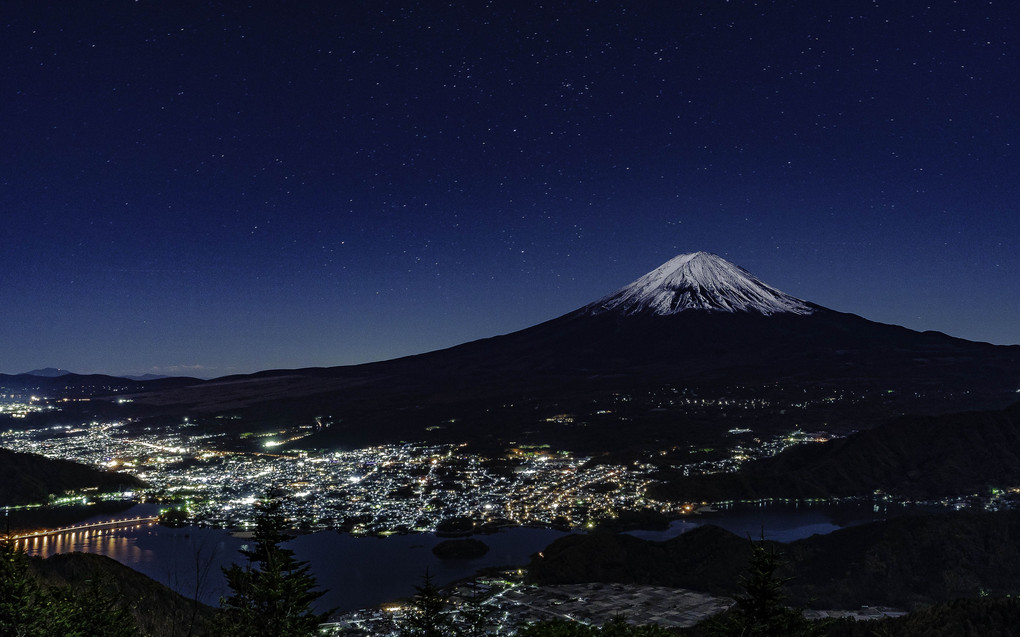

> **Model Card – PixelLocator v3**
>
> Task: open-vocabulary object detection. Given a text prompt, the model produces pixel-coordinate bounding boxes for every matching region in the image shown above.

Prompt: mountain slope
[107,253,1020,451]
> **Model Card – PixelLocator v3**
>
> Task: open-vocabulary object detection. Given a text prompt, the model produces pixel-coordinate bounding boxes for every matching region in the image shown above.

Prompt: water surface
[22,518,565,612]
[21,499,939,611]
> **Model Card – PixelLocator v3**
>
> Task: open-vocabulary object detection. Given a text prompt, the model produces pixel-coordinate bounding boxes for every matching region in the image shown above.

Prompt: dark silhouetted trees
[399,569,453,637]
[704,537,824,637]
[1,537,139,637]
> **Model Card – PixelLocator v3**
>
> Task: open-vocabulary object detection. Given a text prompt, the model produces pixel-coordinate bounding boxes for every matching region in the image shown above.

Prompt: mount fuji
[586,251,813,316]
[108,253,1019,451]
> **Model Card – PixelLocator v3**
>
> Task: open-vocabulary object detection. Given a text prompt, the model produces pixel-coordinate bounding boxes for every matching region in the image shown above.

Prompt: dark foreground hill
[822,597,1020,637]
[677,597,1020,637]
[28,551,214,637]
[652,401,1020,502]
[528,510,1020,610]
[0,447,145,506]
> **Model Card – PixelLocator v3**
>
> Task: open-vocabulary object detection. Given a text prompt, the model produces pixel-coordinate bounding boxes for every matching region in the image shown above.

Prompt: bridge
[10,516,159,541]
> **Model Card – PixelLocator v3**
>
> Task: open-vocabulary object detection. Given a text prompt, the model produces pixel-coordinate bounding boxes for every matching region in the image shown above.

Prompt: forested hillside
[653,402,1020,501]
[529,511,1020,609]
[0,447,144,506]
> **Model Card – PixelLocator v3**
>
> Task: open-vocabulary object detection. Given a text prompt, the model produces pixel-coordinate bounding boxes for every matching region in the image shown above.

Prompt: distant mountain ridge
[10,369,172,382]
[22,367,72,377]
[1,371,196,389]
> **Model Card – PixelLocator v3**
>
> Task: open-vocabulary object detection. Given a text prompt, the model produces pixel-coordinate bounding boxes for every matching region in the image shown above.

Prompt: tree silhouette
[2,537,139,637]
[1,536,49,636]
[399,569,453,637]
[708,536,825,637]
[213,495,330,637]
[454,579,494,637]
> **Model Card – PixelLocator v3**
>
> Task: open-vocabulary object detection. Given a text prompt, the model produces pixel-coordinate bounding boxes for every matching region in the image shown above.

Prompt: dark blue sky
[2,1,1017,378]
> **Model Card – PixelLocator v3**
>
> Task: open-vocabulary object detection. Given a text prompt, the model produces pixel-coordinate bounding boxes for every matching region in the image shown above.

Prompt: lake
[20,499,935,612]
[18,509,566,612]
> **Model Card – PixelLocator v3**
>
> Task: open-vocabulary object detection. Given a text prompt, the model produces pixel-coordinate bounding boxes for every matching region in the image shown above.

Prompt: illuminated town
[0,409,818,534]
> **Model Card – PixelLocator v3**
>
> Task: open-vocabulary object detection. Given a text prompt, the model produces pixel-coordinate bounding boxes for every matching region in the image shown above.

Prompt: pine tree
[49,577,140,637]
[454,579,494,637]
[2,537,140,637]
[734,539,796,634]
[399,569,453,637]
[708,536,825,637]
[214,495,331,637]
[1,537,49,637]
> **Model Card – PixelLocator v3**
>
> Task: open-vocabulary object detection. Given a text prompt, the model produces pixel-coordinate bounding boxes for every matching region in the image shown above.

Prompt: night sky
[2,1,1017,378]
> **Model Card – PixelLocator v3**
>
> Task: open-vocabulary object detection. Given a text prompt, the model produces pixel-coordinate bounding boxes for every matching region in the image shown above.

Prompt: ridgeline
[0,447,144,506]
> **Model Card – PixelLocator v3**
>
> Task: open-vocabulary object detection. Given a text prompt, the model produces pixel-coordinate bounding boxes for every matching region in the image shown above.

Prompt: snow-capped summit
[586,252,814,316]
